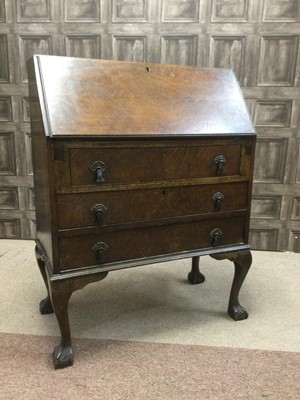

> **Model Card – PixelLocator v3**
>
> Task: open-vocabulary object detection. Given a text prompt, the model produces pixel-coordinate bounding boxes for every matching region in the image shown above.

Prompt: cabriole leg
[50,280,74,369]
[188,256,205,284]
[211,250,252,321]
[49,272,108,369]
[35,242,109,368]
[34,244,54,314]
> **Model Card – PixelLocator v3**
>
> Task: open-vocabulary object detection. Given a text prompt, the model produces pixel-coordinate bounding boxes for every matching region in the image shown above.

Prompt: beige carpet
[1,240,299,352]
[0,239,299,398]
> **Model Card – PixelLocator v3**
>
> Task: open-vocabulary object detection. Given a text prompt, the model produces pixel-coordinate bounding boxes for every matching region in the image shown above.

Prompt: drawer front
[69,145,242,186]
[58,215,245,270]
[57,182,248,229]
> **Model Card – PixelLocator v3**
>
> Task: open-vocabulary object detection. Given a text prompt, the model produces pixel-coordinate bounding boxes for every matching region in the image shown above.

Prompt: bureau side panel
[28,57,56,270]
[242,137,256,243]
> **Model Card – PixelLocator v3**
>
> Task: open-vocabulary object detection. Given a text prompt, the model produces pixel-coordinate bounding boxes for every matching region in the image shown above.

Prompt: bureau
[28,55,256,369]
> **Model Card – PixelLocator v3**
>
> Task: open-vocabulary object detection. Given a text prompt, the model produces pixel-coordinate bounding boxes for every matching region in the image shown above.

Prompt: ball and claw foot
[39,296,54,315]
[53,343,74,369]
[228,303,249,321]
[188,271,205,284]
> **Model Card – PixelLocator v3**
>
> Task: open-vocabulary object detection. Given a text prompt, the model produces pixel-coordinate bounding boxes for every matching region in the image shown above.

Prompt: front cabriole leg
[211,250,252,321]
[50,280,74,369]
[49,272,108,369]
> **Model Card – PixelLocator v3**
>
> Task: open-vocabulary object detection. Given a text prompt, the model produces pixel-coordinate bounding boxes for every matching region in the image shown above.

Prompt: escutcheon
[214,155,227,176]
[92,241,109,263]
[212,192,225,211]
[210,228,223,246]
[90,161,107,184]
[90,204,108,224]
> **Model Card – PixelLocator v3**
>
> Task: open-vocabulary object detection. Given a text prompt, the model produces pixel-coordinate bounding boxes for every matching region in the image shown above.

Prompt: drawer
[69,144,242,186]
[56,182,248,229]
[58,215,246,270]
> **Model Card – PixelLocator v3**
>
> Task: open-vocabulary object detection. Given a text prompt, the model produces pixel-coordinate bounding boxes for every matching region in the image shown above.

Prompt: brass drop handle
[214,155,227,176]
[90,204,108,224]
[212,192,224,211]
[210,228,223,246]
[92,242,108,263]
[90,161,107,184]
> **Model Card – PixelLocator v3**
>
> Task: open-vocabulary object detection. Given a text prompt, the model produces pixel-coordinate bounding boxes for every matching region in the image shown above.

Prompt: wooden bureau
[28,55,256,369]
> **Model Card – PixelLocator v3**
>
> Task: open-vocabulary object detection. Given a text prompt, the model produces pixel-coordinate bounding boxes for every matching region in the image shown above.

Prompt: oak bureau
[28,55,256,369]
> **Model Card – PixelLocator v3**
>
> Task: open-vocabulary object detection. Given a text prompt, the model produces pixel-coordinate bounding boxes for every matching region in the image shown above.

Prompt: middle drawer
[56,181,248,229]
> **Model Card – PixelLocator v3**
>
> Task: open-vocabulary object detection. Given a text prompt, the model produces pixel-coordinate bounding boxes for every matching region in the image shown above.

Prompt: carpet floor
[1,332,299,400]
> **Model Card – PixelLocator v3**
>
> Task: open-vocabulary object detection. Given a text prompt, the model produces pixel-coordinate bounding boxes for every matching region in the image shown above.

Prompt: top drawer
[69,144,242,187]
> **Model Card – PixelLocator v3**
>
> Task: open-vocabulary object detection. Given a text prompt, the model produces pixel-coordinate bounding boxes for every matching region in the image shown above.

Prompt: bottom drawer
[58,216,246,271]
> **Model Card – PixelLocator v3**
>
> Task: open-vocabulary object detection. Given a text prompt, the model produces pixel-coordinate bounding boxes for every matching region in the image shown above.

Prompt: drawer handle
[212,192,224,211]
[90,204,108,224]
[90,161,107,184]
[214,155,227,176]
[210,228,223,246]
[92,242,108,263]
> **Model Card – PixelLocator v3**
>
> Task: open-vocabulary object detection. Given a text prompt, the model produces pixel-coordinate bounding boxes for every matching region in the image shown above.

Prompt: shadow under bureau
[28,55,256,369]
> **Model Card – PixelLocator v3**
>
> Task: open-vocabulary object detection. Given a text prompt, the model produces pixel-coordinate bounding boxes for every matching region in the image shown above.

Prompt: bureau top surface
[29,55,255,138]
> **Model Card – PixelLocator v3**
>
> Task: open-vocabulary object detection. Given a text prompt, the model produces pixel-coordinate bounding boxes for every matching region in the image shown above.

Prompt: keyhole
[161,189,166,196]
[146,67,150,72]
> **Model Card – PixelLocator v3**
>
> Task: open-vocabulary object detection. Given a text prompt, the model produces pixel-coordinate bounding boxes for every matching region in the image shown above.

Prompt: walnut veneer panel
[56,182,248,229]
[58,215,246,270]
[69,144,242,186]
[34,56,254,137]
